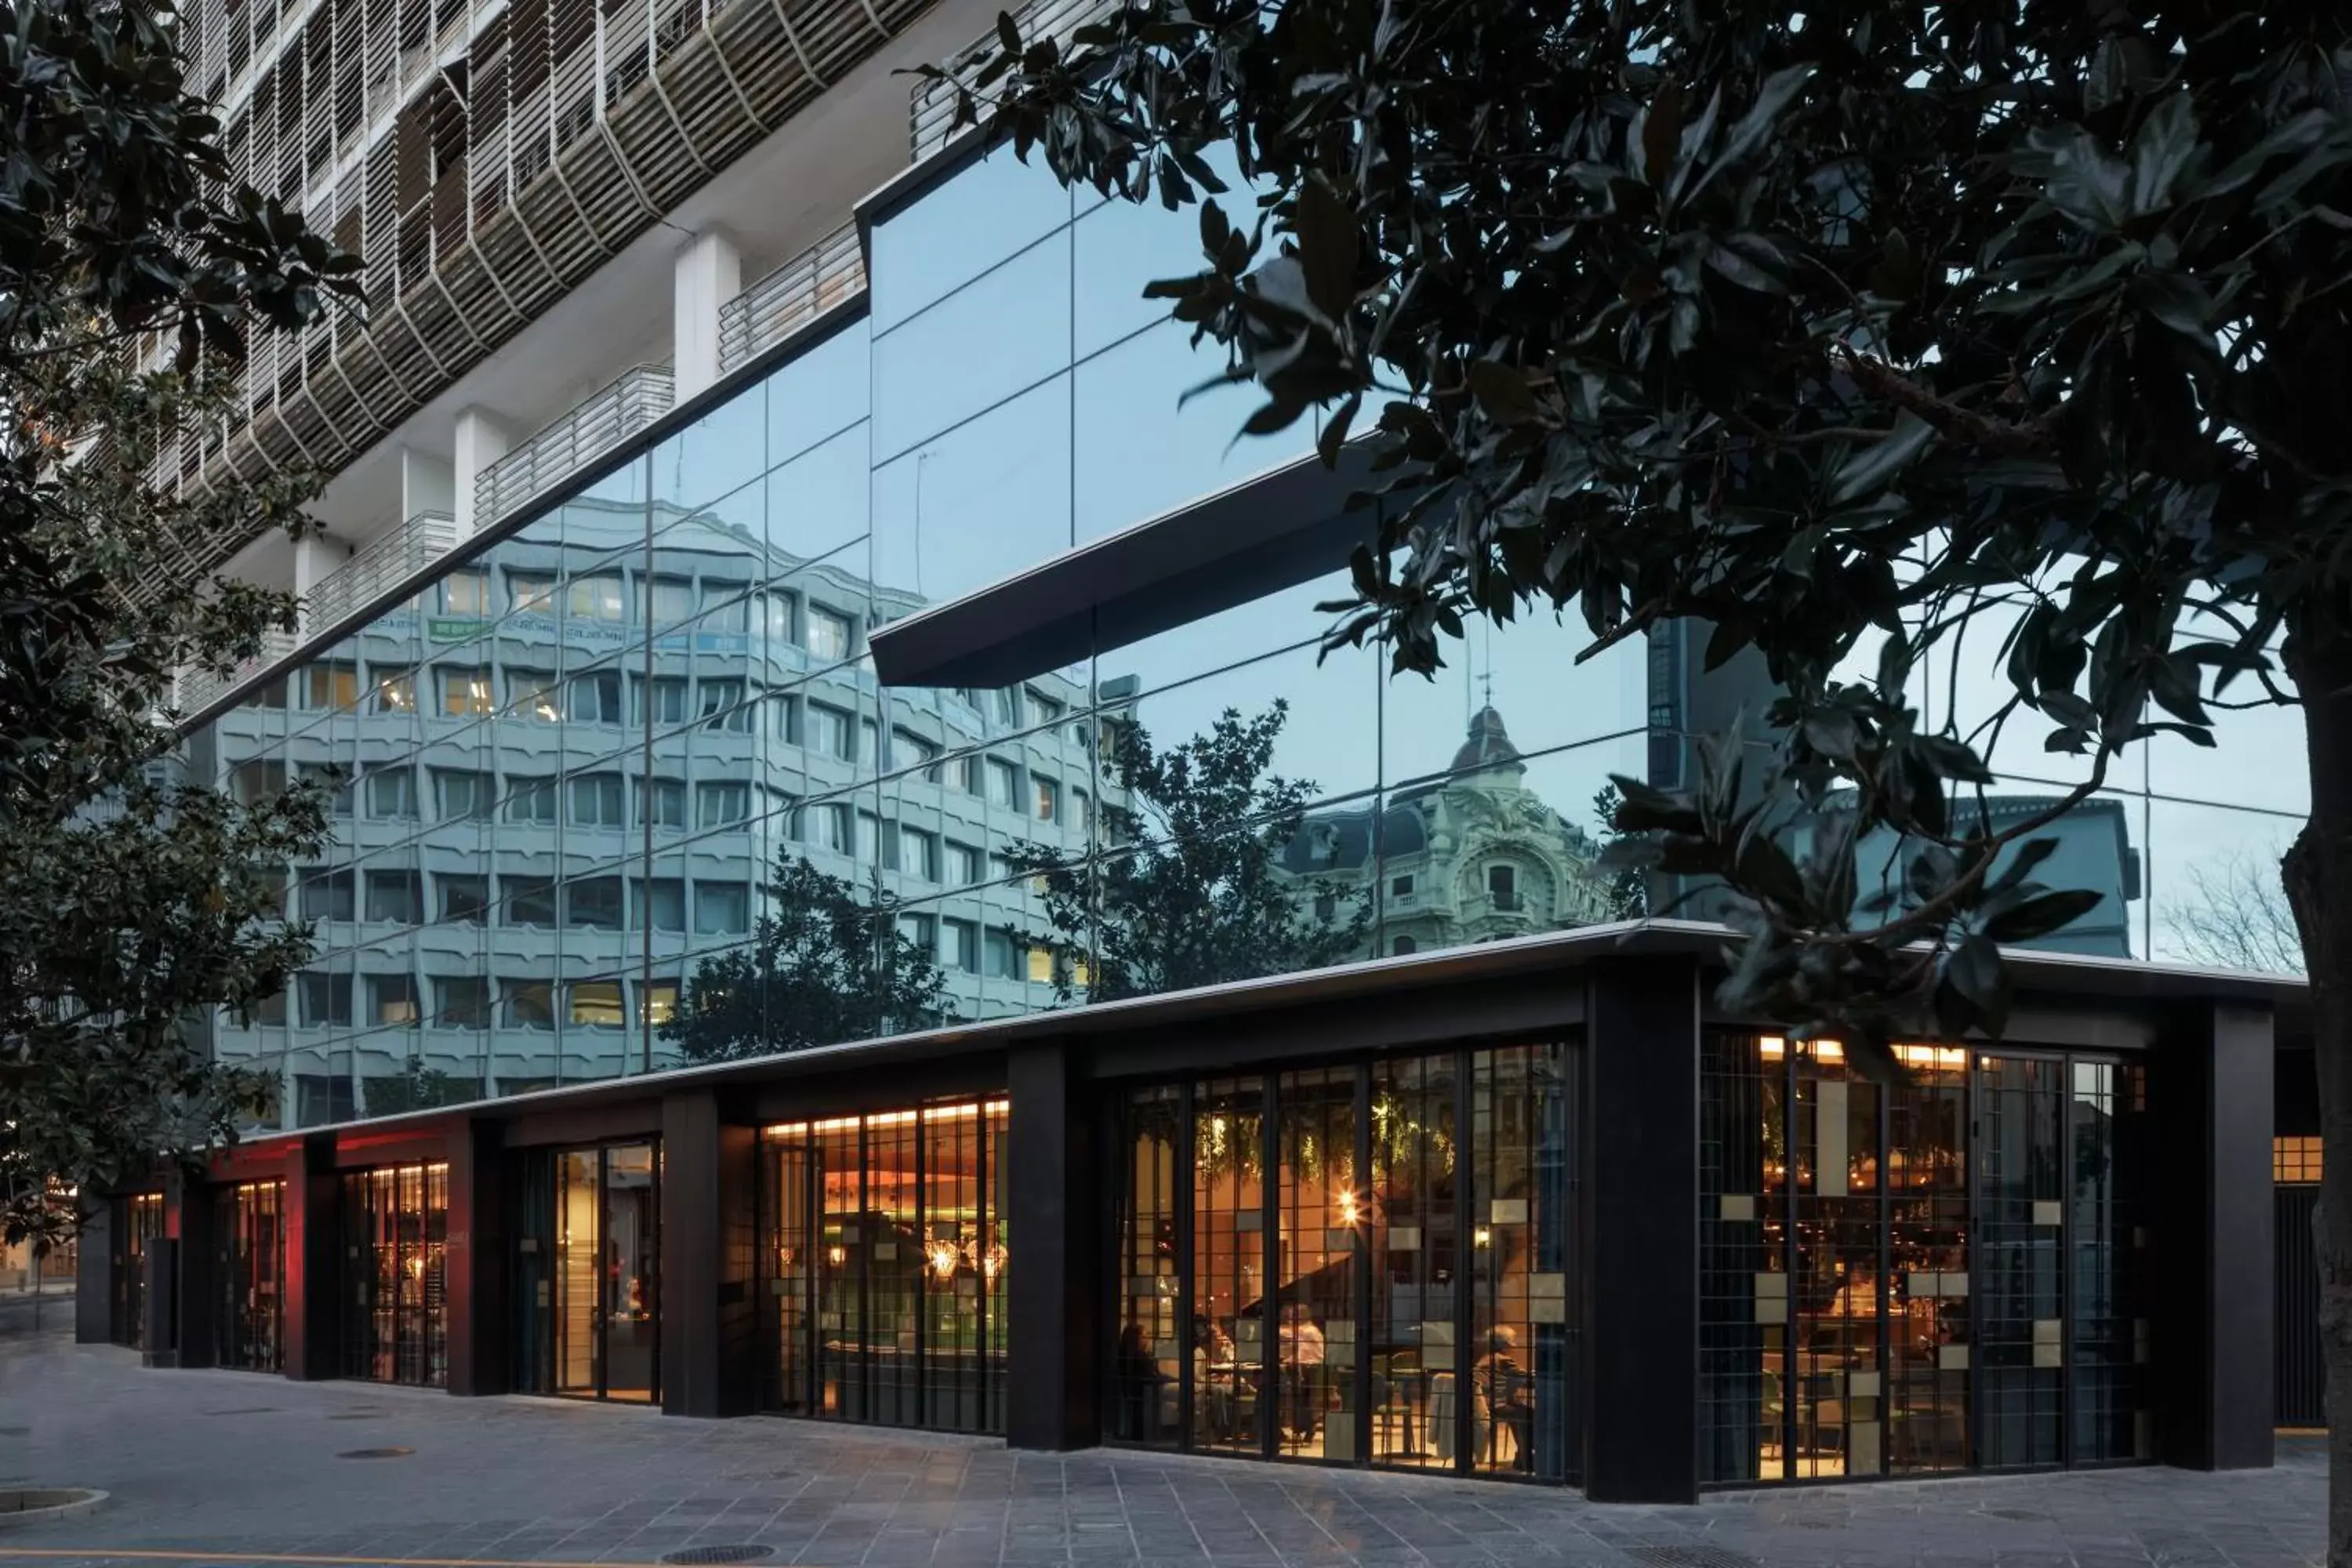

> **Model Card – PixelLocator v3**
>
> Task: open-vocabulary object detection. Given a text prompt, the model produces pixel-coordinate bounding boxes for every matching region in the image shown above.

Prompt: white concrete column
[291,532,339,640]
[672,227,742,401]
[398,447,456,526]
[452,407,513,537]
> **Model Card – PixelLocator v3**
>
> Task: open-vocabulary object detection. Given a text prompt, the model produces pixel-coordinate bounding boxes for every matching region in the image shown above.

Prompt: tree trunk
[2280,615,2352,1568]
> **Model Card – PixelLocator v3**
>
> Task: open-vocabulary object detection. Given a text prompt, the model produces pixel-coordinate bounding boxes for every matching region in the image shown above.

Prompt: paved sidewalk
[0,1326,2324,1568]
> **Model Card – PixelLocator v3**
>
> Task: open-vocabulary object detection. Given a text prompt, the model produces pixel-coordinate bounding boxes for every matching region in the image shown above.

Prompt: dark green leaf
[1466,358,1541,426]
[1641,80,1685,187]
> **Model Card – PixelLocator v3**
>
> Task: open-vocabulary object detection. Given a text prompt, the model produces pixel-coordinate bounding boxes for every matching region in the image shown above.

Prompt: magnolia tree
[0,1,359,1247]
[928,0,2352,1544]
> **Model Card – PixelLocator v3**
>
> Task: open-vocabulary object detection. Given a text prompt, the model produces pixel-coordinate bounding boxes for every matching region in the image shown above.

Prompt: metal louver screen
[140,0,934,598]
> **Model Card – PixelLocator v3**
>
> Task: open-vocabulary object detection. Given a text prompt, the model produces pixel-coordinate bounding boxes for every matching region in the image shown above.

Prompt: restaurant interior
[1108,1044,1578,1482]
[759,1100,1012,1433]
[1700,1033,2152,1483]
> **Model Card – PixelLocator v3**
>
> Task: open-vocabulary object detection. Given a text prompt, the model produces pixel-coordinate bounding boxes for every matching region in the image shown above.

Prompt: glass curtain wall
[187,145,1652,1134]
[1698,1034,2151,1485]
[1109,1044,1578,1483]
[114,1191,165,1348]
[517,1140,660,1402]
[339,1162,450,1387]
[758,1099,1008,1434]
[181,136,2312,1138]
[213,1179,285,1372]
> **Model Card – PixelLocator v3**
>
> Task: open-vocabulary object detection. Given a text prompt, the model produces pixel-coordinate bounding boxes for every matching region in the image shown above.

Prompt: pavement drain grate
[1625,1545,1763,1568]
[660,1547,775,1564]
[328,1411,390,1420]
[335,1447,415,1460]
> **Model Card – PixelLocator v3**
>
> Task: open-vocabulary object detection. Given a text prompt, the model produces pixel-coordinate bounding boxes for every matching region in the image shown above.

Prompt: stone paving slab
[0,1327,2323,1568]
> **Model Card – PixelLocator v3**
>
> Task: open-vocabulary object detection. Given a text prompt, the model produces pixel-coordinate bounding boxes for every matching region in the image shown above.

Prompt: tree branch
[1835,345,2060,459]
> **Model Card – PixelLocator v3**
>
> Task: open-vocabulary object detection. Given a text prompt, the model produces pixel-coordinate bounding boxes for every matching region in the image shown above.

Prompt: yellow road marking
[0,1552,702,1568]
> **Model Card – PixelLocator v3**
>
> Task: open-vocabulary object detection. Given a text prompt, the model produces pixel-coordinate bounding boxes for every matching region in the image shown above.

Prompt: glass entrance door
[533,1140,660,1403]
[601,1145,659,1400]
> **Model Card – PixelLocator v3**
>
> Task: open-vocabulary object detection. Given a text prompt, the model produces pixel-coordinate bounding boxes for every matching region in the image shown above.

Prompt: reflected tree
[665,854,953,1064]
[363,1062,477,1117]
[1008,701,1371,1003]
[2165,848,2303,975]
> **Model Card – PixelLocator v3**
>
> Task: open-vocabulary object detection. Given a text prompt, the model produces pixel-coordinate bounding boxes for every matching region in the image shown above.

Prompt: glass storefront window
[1698,1034,2154,1485]
[213,1180,285,1373]
[1466,1044,1576,1480]
[1367,1055,1454,1471]
[2071,1061,2153,1463]
[760,1098,1008,1436]
[1275,1067,1358,1459]
[113,1191,165,1349]
[1112,1086,1182,1446]
[339,1162,449,1388]
[1195,1076,1267,1458]
[1109,1047,1577,1482]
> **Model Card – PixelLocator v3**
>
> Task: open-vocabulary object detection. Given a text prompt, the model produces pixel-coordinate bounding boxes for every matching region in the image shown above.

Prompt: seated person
[1114,1321,1163,1440]
[1472,1325,1536,1472]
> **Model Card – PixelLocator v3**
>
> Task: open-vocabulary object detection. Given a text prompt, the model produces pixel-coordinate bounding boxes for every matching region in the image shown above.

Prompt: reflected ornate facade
[1285,706,1622,960]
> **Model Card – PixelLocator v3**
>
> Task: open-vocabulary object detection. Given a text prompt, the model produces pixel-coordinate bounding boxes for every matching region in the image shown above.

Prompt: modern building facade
[81,924,2296,1501]
[78,0,2321,1504]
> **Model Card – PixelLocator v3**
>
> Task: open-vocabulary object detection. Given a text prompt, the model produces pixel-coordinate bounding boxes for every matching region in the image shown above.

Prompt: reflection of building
[1285,706,1617,956]
[1849,793,2142,960]
[196,493,1107,1120]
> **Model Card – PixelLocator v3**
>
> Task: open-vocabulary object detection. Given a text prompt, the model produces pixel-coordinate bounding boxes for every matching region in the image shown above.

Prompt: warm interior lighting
[1810,1040,1846,1063]
[2277,1135,2324,1184]
[980,1242,1006,1280]
[1892,1043,1968,1070]
[926,1239,960,1279]
[1335,1189,1359,1227]
[775,1099,1004,1140]
[826,1245,847,1267]
[1759,1035,1786,1059]
[1473,1226,1493,1249]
